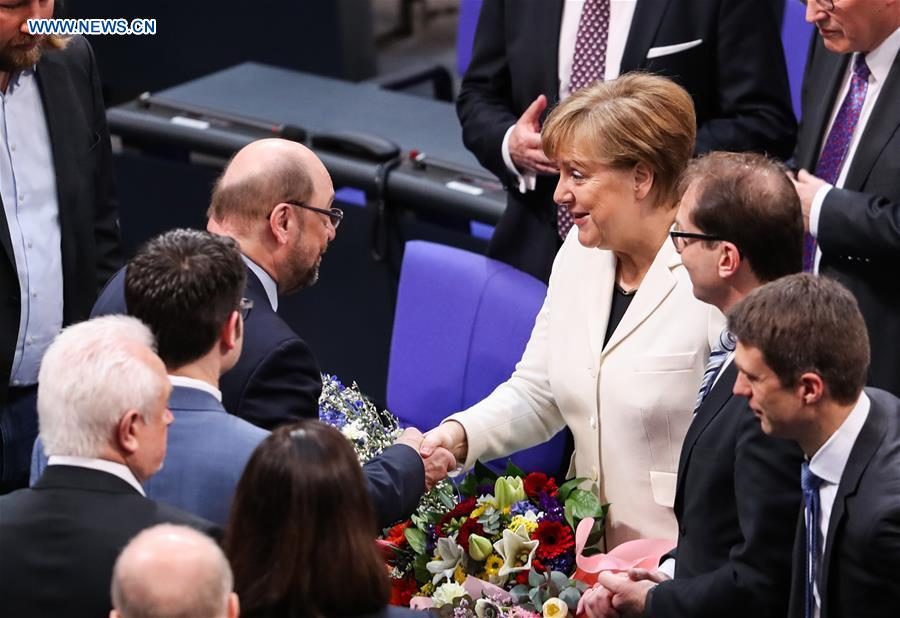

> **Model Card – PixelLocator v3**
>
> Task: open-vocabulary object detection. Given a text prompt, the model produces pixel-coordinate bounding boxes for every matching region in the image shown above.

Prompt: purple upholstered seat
[387,241,567,475]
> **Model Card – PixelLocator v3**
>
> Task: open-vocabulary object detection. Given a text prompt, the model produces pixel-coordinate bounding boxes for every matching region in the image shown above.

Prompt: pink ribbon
[572,518,675,585]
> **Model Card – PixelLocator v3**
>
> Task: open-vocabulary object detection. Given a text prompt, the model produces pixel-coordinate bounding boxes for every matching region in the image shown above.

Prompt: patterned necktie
[804,54,871,271]
[558,0,611,240]
[801,462,824,618]
[693,329,736,413]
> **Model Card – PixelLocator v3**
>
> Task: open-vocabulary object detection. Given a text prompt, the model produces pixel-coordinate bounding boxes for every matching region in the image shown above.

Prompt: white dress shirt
[47,455,146,496]
[0,67,63,387]
[241,254,278,311]
[809,26,900,271]
[502,0,638,192]
[168,375,222,402]
[807,391,871,618]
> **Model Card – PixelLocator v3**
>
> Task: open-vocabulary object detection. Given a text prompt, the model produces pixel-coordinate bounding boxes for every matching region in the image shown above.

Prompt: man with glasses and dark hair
[584,152,804,618]
[790,0,900,396]
[35,229,267,526]
[91,140,457,527]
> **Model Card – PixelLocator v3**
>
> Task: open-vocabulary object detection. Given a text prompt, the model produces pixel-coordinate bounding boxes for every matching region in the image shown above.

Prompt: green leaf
[412,553,431,583]
[560,587,581,611]
[586,526,605,548]
[528,588,543,612]
[437,490,457,510]
[503,459,527,478]
[509,584,530,603]
[404,527,427,554]
[557,477,588,502]
[473,460,499,485]
[564,502,575,529]
[566,489,603,522]
[528,567,544,588]
[549,571,570,591]
[574,580,589,593]
[582,547,603,557]
[458,473,478,497]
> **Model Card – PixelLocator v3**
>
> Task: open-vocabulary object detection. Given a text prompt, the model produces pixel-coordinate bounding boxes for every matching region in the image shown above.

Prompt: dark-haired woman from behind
[224,420,424,618]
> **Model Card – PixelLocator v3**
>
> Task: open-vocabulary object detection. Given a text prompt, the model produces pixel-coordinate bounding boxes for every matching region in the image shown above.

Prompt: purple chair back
[782,0,815,119]
[456,0,483,76]
[387,241,567,474]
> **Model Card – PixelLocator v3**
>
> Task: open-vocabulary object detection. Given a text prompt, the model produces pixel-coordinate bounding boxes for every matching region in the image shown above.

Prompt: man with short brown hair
[730,273,900,618]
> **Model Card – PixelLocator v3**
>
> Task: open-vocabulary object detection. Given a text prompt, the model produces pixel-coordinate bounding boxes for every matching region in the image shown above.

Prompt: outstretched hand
[395,427,457,490]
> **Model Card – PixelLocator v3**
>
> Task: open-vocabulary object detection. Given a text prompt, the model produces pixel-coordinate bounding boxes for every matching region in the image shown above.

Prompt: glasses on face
[800,0,835,11]
[281,200,343,230]
[669,229,725,253]
[239,297,254,321]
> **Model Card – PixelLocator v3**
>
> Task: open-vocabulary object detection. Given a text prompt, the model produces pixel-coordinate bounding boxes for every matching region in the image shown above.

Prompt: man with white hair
[0,316,214,618]
[111,524,239,618]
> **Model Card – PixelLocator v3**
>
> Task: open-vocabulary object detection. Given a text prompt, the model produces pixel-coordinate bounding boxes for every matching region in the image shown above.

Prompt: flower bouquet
[317,374,609,617]
[381,460,608,617]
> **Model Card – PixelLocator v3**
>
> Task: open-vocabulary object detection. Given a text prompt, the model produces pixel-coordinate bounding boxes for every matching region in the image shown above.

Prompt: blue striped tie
[801,462,824,618]
[693,329,736,413]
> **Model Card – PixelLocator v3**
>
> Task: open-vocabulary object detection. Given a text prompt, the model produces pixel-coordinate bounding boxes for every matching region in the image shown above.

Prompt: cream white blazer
[448,232,724,548]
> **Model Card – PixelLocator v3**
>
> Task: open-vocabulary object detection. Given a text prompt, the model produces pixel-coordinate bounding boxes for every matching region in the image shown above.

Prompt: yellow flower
[420,582,435,596]
[543,597,569,618]
[509,515,538,535]
[483,554,504,577]
[470,505,487,519]
[454,565,467,584]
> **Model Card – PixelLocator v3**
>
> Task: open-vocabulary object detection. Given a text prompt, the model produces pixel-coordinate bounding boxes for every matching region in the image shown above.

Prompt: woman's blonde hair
[542,73,697,206]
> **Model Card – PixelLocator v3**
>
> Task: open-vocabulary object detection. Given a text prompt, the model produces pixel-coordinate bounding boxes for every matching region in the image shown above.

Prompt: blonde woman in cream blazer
[422,74,724,548]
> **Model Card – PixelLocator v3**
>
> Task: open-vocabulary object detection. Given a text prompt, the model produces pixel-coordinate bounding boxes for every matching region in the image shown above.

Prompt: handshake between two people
[394,421,471,491]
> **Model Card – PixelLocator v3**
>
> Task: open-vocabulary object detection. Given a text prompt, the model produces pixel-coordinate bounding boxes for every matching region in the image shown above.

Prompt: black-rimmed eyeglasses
[799,0,835,11]
[270,200,343,230]
[669,230,725,253]
[239,297,254,321]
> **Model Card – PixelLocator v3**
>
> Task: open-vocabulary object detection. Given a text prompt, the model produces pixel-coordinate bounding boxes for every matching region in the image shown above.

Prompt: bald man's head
[207,139,325,231]
[111,525,238,618]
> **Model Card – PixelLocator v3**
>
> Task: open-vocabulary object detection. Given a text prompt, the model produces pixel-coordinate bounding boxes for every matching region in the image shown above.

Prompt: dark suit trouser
[0,384,38,494]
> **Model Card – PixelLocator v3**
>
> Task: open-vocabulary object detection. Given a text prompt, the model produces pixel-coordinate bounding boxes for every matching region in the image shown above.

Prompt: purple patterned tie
[804,54,871,271]
[558,0,611,240]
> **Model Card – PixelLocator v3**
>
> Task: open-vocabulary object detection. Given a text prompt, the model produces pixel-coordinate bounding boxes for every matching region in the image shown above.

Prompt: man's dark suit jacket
[457,0,797,282]
[787,388,900,618]
[793,36,900,396]
[646,363,804,617]
[92,265,427,528]
[0,465,215,618]
[0,36,120,403]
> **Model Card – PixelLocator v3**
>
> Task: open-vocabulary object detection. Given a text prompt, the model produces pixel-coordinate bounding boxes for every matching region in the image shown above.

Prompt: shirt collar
[47,455,146,496]
[862,26,900,86]
[168,375,222,402]
[809,391,871,485]
[1,66,34,98]
[241,254,278,311]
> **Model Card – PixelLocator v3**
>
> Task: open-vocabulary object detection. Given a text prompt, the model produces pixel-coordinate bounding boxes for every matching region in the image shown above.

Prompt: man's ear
[797,372,826,406]
[632,162,656,201]
[116,409,142,456]
[717,242,742,279]
[267,203,293,246]
[221,311,240,353]
[227,592,240,618]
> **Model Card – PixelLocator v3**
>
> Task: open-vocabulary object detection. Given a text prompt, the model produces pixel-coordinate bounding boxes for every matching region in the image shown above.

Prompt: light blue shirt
[241,254,278,311]
[0,68,63,387]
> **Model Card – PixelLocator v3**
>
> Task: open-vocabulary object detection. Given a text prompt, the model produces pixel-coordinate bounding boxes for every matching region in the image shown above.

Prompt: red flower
[534,520,574,560]
[390,576,418,607]
[456,517,485,552]
[524,472,559,499]
[384,521,410,547]
[515,571,530,585]
[436,496,478,537]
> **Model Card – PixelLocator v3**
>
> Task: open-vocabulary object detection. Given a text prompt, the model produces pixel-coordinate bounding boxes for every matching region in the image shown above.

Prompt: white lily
[426,535,465,584]
[493,523,539,577]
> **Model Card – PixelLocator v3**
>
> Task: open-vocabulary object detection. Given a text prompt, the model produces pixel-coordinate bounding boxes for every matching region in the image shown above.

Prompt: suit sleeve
[81,36,122,291]
[817,188,900,260]
[455,0,520,181]
[239,337,323,430]
[693,0,796,158]
[646,408,803,618]
[363,444,425,529]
